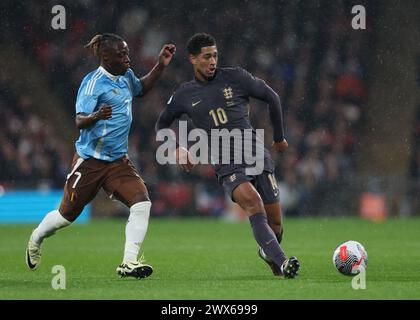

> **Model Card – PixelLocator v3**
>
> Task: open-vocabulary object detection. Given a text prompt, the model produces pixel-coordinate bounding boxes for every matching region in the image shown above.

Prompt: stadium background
[1,0,418,221]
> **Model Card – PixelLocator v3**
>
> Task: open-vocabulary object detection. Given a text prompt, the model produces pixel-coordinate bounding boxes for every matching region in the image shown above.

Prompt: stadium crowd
[0,81,69,189]
[1,0,373,216]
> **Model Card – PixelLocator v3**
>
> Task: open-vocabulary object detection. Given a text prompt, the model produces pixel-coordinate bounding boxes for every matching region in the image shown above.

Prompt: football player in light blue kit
[26,33,176,279]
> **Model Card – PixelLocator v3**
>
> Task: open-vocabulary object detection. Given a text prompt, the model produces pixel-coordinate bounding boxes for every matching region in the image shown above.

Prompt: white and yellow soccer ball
[333,240,368,276]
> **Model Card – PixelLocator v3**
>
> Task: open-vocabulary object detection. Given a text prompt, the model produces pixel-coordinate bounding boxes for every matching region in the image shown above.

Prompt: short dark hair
[186,33,216,55]
[85,33,125,57]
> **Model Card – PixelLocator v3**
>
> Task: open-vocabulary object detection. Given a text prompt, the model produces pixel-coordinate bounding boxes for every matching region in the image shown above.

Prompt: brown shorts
[59,153,148,221]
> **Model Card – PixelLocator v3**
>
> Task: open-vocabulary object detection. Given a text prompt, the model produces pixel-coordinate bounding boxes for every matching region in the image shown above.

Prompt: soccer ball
[332,240,368,276]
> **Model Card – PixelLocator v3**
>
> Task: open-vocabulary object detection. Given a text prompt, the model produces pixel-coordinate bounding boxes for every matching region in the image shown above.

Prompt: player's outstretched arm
[139,44,176,97]
[262,86,289,153]
[239,68,286,145]
[75,104,112,129]
[254,83,285,144]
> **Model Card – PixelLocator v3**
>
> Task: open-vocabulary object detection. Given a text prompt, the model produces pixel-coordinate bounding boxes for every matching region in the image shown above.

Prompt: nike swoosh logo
[192,100,202,107]
[26,249,36,269]
[265,239,275,245]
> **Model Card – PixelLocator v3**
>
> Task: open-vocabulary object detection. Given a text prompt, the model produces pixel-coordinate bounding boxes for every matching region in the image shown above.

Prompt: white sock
[123,201,151,263]
[31,210,71,245]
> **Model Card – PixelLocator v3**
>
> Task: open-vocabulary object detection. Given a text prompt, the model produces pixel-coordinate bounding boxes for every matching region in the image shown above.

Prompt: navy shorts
[220,170,280,204]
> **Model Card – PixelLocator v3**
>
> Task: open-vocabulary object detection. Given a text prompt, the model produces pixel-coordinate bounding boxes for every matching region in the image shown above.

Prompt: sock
[31,210,71,245]
[249,213,287,268]
[260,228,284,260]
[123,201,151,263]
[261,230,283,261]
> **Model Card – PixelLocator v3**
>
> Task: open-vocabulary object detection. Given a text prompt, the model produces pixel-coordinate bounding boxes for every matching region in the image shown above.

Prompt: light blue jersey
[75,66,142,161]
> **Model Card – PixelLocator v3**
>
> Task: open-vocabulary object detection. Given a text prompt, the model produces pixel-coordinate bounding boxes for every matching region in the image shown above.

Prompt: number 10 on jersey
[209,108,228,126]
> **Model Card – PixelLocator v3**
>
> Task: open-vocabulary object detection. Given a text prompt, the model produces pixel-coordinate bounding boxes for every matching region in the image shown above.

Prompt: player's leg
[26,156,104,270]
[232,182,298,277]
[104,157,153,279]
[114,179,151,265]
[265,203,283,244]
[255,172,283,242]
[26,209,71,270]
[257,203,284,275]
[253,172,296,275]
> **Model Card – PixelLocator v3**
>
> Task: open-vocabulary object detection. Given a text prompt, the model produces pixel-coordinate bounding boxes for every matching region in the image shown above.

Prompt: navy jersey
[156,67,285,178]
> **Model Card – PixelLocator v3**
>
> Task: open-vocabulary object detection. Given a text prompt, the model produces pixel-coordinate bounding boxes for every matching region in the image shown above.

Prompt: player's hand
[175,146,195,172]
[271,139,288,153]
[158,44,176,67]
[94,105,112,120]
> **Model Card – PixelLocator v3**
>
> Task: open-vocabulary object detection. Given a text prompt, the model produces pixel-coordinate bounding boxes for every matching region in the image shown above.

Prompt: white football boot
[26,239,41,270]
[116,260,153,279]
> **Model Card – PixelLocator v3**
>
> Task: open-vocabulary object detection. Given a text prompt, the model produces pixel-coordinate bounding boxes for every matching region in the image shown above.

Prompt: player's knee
[240,193,264,214]
[60,213,77,223]
[58,204,82,223]
[128,193,150,207]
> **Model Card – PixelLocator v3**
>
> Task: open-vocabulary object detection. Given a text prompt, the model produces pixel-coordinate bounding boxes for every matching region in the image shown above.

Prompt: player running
[26,33,175,279]
[156,33,300,278]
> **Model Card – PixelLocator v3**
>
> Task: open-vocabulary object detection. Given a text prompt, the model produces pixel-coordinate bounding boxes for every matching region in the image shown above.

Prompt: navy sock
[249,213,287,268]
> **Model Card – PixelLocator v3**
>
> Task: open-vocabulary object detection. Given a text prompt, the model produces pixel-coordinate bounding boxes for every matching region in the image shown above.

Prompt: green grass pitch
[1,217,420,300]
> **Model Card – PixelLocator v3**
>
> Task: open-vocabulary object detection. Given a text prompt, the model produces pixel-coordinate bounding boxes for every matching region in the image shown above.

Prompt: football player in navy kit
[156,33,300,278]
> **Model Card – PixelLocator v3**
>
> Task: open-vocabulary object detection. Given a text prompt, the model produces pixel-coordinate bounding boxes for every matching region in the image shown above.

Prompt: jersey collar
[99,66,120,82]
[194,68,218,84]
